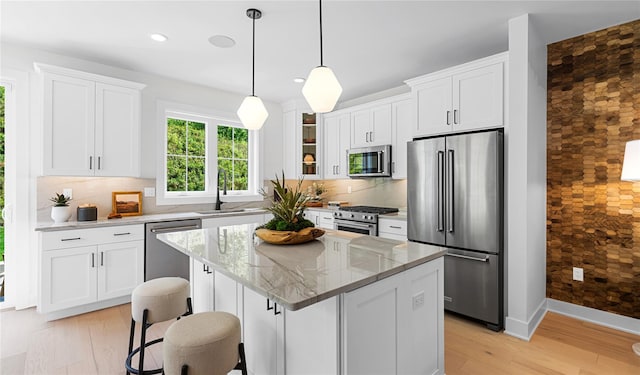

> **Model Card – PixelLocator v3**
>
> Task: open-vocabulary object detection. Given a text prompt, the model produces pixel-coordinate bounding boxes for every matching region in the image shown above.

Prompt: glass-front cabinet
[283,101,322,180]
[301,112,318,177]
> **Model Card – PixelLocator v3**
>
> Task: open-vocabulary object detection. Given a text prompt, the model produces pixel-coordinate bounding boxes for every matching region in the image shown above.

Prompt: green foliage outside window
[218,125,249,191]
[166,118,206,192]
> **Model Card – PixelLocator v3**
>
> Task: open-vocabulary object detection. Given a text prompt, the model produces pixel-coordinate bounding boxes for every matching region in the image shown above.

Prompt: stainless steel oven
[333,206,399,236]
[334,218,377,235]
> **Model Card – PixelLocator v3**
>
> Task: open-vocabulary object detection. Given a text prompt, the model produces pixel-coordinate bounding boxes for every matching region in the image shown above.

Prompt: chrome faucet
[215,168,227,210]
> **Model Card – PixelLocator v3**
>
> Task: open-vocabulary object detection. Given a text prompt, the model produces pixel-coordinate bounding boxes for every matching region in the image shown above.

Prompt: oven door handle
[334,219,375,230]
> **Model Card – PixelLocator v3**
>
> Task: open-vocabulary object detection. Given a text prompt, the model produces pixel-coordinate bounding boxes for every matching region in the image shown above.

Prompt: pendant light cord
[252,11,256,96]
[319,0,324,66]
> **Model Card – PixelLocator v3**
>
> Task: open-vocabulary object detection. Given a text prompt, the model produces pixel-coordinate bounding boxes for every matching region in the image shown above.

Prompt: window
[156,101,261,205]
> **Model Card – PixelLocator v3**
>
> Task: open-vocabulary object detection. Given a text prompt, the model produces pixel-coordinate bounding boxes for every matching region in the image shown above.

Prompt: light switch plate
[572,267,584,281]
[144,187,156,197]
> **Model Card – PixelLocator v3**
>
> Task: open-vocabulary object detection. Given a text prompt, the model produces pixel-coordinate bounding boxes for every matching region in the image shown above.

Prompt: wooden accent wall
[546,19,640,318]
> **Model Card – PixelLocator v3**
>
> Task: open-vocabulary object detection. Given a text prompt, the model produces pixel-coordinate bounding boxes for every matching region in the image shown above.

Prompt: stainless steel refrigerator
[407,130,503,331]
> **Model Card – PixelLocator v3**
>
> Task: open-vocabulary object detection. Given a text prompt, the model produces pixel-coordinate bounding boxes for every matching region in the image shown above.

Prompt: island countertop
[157,224,446,311]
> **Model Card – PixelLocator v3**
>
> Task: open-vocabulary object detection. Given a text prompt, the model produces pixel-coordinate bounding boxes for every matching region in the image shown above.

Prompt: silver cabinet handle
[437,151,444,232]
[453,109,459,124]
[447,149,454,233]
[365,132,369,143]
[89,156,93,170]
[100,251,104,266]
[392,161,395,174]
[61,237,81,242]
[370,131,374,142]
[97,156,101,170]
[91,253,95,268]
[113,232,131,236]
[446,253,489,262]
[446,110,451,125]
[389,225,402,229]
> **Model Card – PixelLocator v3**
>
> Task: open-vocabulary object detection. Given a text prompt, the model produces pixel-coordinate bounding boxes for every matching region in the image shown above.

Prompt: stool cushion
[131,277,190,324]
[163,312,241,375]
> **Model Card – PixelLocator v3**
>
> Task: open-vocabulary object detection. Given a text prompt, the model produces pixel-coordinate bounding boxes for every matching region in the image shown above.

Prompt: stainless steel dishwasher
[145,219,201,281]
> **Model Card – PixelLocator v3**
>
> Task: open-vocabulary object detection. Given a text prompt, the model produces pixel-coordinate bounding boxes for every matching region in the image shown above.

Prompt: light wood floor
[1,305,639,375]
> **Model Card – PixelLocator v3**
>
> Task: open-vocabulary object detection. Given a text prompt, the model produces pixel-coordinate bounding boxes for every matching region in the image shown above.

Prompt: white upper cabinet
[351,103,392,148]
[282,109,298,179]
[36,63,145,177]
[323,113,350,179]
[282,101,322,180]
[406,52,506,138]
[391,97,412,179]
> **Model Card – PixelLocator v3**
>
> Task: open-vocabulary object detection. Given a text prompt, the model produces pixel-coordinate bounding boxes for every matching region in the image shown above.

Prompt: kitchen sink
[196,208,262,215]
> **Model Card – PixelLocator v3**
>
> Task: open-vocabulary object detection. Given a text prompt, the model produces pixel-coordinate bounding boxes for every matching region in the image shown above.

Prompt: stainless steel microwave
[347,145,392,178]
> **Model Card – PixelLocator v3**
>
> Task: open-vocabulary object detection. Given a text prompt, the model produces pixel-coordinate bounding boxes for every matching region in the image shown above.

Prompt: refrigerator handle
[437,151,445,232]
[447,149,454,233]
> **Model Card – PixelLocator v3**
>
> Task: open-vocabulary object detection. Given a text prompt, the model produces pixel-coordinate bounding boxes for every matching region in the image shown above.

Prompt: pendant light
[302,0,343,113]
[237,8,268,130]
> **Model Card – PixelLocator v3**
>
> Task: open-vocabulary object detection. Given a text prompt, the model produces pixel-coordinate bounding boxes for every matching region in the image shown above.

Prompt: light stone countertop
[34,208,267,232]
[379,211,408,221]
[157,224,446,311]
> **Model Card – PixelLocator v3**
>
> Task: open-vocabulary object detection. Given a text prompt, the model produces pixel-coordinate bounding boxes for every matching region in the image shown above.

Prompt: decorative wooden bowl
[255,227,325,245]
[305,201,323,207]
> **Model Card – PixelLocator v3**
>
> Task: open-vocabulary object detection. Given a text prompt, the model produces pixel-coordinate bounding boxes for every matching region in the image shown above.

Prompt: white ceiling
[2,1,639,104]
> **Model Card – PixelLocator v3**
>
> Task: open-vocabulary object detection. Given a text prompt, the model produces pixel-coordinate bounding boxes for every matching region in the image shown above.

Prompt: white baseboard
[547,298,640,336]
[43,295,131,321]
[504,298,547,341]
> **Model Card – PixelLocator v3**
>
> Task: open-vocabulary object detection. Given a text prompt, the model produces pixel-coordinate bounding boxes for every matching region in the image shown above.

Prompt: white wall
[1,42,283,308]
[505,14,548,340]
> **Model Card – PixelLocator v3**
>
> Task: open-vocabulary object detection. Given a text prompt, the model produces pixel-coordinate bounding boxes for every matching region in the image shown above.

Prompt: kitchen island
[158,224,446,375]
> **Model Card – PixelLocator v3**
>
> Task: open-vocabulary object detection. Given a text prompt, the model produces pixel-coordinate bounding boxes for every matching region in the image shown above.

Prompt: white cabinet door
[350,109,370,148]
[283,110,298,179]
[351,105,392,148]
[302,210,320,226]
[344,275,399,375]
[378,218,407,241]
[41,246,98,312]
[318,212,335,230]
[190,258,214,313]
[97,240,143,300]
[243,287,284,375]
[285,296,339,375]
[214,271,239,316]
[453,63,504,132]
[414,76,452,137]
[391,98,412,179]
[370,104,392,146]
[95,83,141,177]
[42,73,96,176]
[323,113,350,179]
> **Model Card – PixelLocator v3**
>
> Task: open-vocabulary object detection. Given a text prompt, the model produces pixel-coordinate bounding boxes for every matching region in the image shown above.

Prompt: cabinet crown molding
[34,62,146,90]
[405,51,508,87]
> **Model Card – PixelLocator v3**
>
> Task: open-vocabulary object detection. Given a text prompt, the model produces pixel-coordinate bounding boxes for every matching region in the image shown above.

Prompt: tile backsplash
[37,176,407,222]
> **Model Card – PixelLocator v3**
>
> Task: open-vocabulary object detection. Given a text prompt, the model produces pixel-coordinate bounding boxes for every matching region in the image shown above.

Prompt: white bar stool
[125,277,192,375]
[163,311,248,375]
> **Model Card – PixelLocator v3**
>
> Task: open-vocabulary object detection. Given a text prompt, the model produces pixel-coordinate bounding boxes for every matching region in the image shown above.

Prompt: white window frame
[156,100,262,205]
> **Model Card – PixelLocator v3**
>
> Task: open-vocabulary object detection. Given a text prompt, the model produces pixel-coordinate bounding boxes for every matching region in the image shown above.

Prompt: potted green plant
[50,192,72,223]
[256,173,325,245]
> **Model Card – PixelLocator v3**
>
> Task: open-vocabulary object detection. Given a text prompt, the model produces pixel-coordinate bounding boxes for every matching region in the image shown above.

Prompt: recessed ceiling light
[209,35,236,48]
[150,33,168,42]
[293,77,305,83]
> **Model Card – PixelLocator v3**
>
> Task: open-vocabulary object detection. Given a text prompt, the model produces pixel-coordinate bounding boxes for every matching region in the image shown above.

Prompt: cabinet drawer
[378,219,407,236]
[42,224,144,251]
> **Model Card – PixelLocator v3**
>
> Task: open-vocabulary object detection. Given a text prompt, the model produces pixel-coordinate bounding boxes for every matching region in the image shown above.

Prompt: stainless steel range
[333,206,399,235]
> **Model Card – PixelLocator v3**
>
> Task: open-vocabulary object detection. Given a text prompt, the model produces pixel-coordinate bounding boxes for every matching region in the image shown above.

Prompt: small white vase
[51,206,71,223]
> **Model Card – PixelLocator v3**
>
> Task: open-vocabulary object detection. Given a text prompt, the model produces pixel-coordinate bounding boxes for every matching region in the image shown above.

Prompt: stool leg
[180,364,188,375]
[186,297,193,316]
[238,343,248,375]
[126,318,136,375]
[138,309,149,374]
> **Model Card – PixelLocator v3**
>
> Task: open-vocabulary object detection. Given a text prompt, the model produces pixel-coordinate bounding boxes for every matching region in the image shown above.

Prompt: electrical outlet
[572,267,584,282]
[412,291,425,310]
[62,188,72,199]
[144,187,155,197]
[347,185,352,194]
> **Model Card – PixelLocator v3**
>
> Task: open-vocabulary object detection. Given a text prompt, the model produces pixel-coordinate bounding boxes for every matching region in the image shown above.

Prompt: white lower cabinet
[243,287,285,375]
[190,258,214,313]
[285,297,339,375]
[214,271,240,316]
[378,218,408,241]
[40,225,144,316]
[304,208,335,230]
[344,257,444,375]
